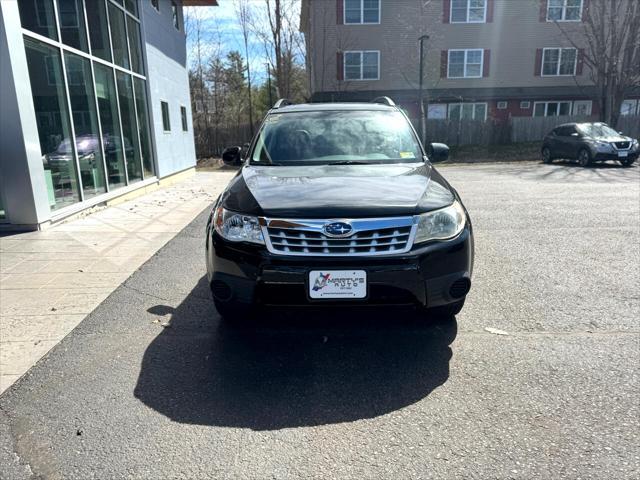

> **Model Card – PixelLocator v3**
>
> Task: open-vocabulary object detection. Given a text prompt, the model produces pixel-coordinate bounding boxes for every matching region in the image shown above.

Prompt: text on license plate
[308,270,367,299]
[618,151,628,158]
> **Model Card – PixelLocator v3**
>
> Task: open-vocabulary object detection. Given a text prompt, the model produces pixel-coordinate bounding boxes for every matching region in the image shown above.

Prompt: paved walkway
[0,171,234,393]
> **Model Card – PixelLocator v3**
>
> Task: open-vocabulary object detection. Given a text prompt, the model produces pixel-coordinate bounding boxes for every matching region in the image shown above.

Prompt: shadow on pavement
[135,276,457,430]
[492,159,638,183]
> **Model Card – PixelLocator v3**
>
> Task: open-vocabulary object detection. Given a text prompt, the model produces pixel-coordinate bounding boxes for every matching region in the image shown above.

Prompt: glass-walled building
[0,0,216,229]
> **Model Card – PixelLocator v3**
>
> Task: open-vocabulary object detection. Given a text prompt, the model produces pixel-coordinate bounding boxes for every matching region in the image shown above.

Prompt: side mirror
[427,143,450,163]
[618,131,624,135]
[222,146,242,166]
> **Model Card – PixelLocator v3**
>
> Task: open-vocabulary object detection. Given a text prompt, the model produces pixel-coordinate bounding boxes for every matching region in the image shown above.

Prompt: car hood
[219,163,455,218]
[589,135,632,142]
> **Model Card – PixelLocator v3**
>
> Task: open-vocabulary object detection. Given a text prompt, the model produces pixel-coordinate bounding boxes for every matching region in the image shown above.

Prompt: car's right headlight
[414,201,466,244]
[213,207,265,244]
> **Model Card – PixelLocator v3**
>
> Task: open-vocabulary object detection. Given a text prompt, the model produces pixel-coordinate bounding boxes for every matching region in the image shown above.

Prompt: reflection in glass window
[94,63,126,188]
[344,51,379,81]
[86,0,111,62]
[108,2,130,69]
[57,0,88,51]
[542,48,577,76]
[125,0,139,17]
[24,37,80,209]
[251,111,421,165]
[65,53,107,199]
[18,0,58,40]
[448,103,487,121]
[116,72,143,183]
[126,16,144,74]
[133,78,155,178]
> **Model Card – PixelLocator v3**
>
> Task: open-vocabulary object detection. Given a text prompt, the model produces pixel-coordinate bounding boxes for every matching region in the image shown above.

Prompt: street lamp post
[418,34,430,146]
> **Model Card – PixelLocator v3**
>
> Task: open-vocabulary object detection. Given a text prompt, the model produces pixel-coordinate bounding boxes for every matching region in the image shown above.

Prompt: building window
[161,101,171,131]
[620,99,639,116]
[448,49,483,78]
[542,48,577,76]
[18,0,156,212]
[451,0,486,23]
[533,101,572,117]
[19,0,58,40]
[520,101,531,109]
[180,106,188,131]
[547,0,583,22]
[171,1,180,30]
[151,0,160,11]
[344,0,380,24]
[573,100,592,116]
[448,103,487,121]
[497,101,508,110]
[24,37,80,210]
[344,51,380,80]
[427,104,447,119]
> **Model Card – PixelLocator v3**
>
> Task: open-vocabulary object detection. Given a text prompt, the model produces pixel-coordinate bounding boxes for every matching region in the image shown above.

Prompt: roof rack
[371,96,396,107]
[272,98,293,109]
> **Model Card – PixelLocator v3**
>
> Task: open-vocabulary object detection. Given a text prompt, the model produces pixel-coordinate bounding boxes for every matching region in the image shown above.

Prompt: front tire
[578,149,592,167]
[542,147,552,164]
[620,158,636,168]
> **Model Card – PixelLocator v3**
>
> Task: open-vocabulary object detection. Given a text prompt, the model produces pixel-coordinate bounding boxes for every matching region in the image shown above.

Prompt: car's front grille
[262,216,416,256]
[614,141,631,150]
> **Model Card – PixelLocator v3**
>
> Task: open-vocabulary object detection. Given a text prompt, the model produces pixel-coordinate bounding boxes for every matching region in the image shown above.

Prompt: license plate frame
[308,270,368,300]
[618,151,629,158]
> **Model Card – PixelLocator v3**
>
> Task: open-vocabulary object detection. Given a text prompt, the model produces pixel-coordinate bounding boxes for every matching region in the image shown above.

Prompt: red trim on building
[534,49,543,76]
[576,49,585,75]
[483,50,491,77]
[337,0,344,25]
[337,51,344,81]
[582,0,590,21]
[539,0,548,21]
[486,0,495,22]
[443,0,451,23]
[440,50,448,78]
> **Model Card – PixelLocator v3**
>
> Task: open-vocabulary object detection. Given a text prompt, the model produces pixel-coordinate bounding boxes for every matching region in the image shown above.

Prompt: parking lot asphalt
[1,161,638,479]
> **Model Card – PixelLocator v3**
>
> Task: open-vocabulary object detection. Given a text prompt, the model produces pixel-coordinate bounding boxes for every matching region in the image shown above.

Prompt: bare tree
[251,0,306,99]
[235,0,254,134]
[554,0,640,126]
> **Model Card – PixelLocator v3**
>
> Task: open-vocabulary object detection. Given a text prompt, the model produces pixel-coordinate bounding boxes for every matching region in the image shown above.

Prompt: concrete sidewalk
[0,170,234,393]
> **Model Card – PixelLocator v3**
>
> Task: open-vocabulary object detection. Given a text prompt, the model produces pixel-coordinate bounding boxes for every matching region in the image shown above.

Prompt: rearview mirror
[571,132,580,137]
[222,146,242,166]
[428,143,450,163]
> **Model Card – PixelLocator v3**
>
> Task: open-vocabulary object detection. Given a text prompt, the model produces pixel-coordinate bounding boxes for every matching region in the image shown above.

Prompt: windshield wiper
[327,160,373,165]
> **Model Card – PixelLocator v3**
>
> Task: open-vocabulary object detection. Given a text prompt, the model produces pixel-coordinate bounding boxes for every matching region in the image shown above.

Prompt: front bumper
[592,151,639,162]
[205,219,474,308]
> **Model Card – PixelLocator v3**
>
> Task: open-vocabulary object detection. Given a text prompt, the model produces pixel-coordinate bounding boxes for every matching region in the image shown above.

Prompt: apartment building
[0,0,216,230]
[300,0,640,122]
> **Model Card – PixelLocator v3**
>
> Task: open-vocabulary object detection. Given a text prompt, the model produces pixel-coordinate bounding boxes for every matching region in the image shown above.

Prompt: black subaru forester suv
[206,98,474,320]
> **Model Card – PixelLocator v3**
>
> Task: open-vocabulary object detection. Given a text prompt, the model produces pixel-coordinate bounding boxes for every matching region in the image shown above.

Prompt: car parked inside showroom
[205,98,474,321]
[541,122,639,167]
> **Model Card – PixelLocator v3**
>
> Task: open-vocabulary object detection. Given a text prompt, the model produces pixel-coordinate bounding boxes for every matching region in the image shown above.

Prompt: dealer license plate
[618,151,628,158]
[308,270,367,299]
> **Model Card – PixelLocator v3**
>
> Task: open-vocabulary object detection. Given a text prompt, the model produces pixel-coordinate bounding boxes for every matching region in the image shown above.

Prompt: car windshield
[577,123,619,138]
[250,110,422,166]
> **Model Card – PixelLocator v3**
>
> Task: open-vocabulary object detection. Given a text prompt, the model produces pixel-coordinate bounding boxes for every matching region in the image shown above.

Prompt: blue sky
[184,0,302,85]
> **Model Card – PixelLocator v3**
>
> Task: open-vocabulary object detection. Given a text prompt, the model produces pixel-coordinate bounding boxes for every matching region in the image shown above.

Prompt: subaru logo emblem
[323,221,353,238]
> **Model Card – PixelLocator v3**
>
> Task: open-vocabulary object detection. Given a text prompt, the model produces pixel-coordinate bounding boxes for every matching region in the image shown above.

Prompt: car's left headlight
[414,201,466,244]
[213,207,265,244]
[632,139,639,150]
